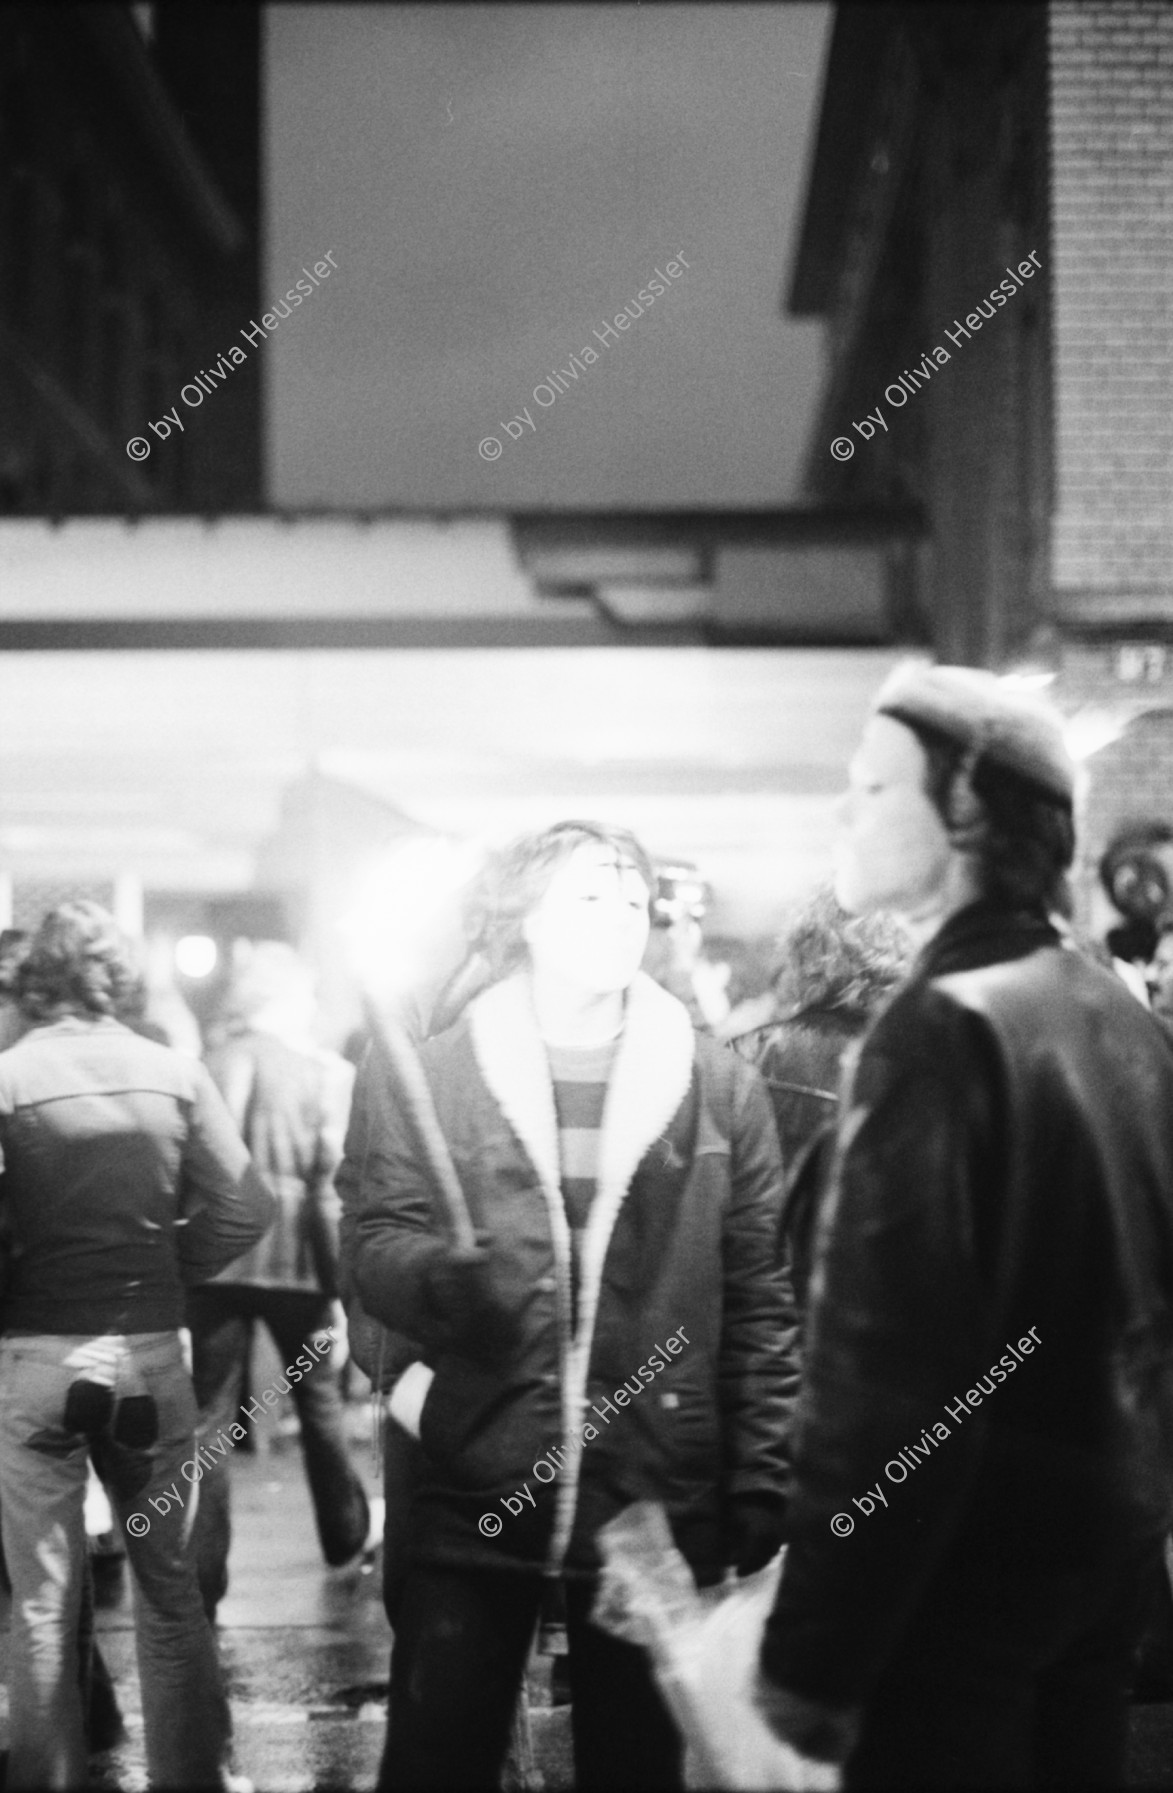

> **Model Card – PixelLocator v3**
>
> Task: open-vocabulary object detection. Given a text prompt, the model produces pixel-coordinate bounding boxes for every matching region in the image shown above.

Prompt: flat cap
[873,661,1075,804]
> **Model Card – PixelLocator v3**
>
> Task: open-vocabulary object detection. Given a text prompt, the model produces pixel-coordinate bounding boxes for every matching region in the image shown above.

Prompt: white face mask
[834,715,955,919]
[522,843,651,999]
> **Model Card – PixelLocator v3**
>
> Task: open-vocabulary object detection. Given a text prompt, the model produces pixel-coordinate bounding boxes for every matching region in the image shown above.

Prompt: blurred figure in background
[1099,821,1173,1003]
[187,942,373,1622]
[0,901,273,1791]
[729,889,911,1309]
[1150,924,1173,1034]
[730,888,910,1174]
[0,929,28,1052]
[641,860,731,1032]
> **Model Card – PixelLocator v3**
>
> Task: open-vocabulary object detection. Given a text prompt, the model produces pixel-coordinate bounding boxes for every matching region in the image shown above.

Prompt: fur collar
[467,970,696,1228]
[467,969,696,1563]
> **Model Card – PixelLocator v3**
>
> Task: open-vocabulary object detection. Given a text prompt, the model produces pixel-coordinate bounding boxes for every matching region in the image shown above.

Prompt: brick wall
[1049,2,1173,941]
[1049,0,1173,616]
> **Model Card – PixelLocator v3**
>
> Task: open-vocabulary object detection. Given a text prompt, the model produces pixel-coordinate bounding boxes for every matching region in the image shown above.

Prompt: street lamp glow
[175,935,218,979]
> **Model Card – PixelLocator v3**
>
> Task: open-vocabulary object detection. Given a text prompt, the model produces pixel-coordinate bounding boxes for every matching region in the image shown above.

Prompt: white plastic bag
[594,1502,840,1791]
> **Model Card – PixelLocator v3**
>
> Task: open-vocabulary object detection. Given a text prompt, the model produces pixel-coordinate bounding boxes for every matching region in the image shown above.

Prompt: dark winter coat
[733,1007,865,1312]
[337,967,497,1393]
[338,1034,433,1395]
[762,902,1173,1713]
[734,1009,854,1178]
[352,970,799,1581]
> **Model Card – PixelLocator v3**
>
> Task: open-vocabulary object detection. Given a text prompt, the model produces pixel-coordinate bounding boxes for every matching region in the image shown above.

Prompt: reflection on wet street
[2,1398,1170,1788]
[0,1402,573,1793]
[94,1412,389,1793]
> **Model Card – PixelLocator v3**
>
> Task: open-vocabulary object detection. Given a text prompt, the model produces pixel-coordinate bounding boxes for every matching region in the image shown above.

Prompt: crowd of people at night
[2,660,1173,1793]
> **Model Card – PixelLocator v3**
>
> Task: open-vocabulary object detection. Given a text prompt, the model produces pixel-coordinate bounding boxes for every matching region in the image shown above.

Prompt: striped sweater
[545,1034,621,1317]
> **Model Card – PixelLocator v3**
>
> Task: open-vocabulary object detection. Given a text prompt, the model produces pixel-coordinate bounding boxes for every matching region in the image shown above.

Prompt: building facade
[0,1,261,514]
[789,0,1173,916]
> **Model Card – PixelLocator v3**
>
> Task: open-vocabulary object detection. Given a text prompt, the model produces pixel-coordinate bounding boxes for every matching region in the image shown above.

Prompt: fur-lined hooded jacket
[351,969,799,1581]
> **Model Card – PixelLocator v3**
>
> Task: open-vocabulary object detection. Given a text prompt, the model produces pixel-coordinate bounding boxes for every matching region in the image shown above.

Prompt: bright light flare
[1063,705,1132,763]
[1000,669,1057,693]
[175,935,218,979]
[340,836,484,999]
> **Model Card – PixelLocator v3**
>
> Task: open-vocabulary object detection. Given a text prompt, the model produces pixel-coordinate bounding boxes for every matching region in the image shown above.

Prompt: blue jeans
[0,1330,230,1790]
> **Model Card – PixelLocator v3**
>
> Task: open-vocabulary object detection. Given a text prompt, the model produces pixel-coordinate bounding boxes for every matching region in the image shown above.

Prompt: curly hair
[469,820,657,980]
[900,716,1076,917]
[769,886,912,1022]
[17,902,141,1023]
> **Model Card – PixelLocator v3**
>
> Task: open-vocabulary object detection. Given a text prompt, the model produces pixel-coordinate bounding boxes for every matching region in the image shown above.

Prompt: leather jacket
[0,1016,274,1333]
[762,902,1173,1713]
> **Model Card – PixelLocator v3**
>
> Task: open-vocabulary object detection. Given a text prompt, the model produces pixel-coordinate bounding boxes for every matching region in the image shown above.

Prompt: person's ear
[944,765,987,852]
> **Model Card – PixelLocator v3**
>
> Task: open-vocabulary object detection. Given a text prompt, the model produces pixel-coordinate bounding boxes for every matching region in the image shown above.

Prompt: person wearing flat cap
[755,662,1173,1790]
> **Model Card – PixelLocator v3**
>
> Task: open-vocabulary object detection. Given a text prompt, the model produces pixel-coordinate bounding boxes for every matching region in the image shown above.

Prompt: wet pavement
[84,1417,387,1793]
[1,1397,1171,1789]
[0,1397,572,1792]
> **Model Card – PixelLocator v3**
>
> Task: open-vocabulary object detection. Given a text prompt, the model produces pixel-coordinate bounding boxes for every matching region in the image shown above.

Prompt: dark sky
[265,3,830,509]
